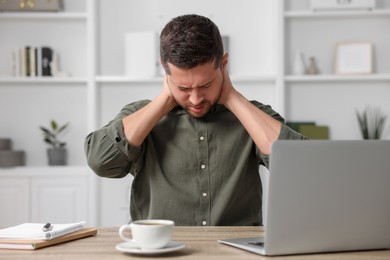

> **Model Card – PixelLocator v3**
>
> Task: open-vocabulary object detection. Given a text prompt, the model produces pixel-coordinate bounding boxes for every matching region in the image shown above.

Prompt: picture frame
[334,42,373,75]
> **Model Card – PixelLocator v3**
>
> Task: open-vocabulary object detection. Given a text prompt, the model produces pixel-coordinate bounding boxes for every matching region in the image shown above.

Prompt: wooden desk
[0,227,389,259]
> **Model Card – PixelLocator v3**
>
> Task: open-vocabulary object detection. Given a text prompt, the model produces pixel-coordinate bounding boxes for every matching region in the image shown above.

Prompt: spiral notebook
[0,221,86,240]
[0,221,97,250]
[0,228,97,250]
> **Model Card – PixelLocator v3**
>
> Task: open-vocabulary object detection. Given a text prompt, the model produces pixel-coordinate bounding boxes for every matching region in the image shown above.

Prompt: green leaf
[40,120,70,148]
[57,123,69,133]
[51,120,58,130]
[356,106,387,140]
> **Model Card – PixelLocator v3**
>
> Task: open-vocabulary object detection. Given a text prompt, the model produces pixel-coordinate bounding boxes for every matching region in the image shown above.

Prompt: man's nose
[189,89,203,105]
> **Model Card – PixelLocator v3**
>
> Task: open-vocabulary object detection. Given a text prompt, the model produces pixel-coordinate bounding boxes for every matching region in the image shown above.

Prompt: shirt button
[200,136,205,141]
[201,164,206,170]
[202,221,207,226]
[202,192,207,197]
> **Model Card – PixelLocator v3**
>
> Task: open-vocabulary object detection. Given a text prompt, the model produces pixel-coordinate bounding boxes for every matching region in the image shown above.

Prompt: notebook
[0,221,86,240]
[0,228,97,250]
[219,140,390,256]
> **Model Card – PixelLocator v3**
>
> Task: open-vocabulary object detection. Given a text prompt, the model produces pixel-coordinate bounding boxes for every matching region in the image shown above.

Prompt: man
[85,14,307,226]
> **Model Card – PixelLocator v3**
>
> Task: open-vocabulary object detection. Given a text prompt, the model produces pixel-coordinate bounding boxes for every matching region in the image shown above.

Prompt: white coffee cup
[119,219,174,250]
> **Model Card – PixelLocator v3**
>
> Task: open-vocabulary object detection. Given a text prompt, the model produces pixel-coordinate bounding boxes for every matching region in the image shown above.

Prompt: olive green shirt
[85,100,307,226]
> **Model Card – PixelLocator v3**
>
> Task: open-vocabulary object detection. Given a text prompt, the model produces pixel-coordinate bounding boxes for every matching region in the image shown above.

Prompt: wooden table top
[0,226,389,259]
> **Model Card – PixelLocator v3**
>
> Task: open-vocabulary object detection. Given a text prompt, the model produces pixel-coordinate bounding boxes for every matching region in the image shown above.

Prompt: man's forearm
[122,93,176,146]
[224,90,281,155]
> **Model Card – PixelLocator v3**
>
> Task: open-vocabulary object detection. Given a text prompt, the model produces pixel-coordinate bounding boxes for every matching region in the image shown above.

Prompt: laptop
[219,140,390,256]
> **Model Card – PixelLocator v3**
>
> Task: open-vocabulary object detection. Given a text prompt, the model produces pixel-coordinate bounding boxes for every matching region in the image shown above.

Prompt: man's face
[166,57,227,118]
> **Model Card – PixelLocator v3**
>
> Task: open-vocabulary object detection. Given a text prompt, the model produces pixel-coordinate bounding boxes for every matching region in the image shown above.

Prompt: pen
[43,223,53,232]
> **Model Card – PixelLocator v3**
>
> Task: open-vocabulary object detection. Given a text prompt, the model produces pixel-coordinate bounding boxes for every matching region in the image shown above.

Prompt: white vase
[292,50,306,75]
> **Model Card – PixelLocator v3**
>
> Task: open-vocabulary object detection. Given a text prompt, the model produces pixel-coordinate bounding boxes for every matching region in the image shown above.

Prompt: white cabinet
[0,177,29,227]
[279,0,390,139]
[99,175,133,226]
[0,167,97,228]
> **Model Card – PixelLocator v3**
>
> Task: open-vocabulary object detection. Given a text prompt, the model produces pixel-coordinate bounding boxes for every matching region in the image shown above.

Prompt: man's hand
[217,70,281,155]
[218,70,239,106]
[122,75,178,146]
[162,74,178,108]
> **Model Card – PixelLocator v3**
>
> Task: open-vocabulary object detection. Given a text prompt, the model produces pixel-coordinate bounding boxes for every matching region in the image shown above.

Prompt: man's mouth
[187,102,208,114]
[190,105,205,114]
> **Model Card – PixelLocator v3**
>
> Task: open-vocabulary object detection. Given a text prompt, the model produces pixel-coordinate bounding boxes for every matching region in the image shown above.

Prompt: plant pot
[47,148,67,166]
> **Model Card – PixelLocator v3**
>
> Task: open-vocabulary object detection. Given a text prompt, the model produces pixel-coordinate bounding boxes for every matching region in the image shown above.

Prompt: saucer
[116,241,185,255]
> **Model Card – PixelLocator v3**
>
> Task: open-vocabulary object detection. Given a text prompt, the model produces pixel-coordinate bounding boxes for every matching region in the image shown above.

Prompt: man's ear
[221,53,229,71]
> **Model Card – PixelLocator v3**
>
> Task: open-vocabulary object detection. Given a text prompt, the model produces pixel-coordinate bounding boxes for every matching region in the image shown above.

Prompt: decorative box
[0,151,25,167]
[0,138,11,150]
[0,0,64,12]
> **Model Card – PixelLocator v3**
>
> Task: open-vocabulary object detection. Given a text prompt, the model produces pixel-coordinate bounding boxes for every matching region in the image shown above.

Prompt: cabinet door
[100,175,133,226]
[30,176,89,223]
[0,177,29,228]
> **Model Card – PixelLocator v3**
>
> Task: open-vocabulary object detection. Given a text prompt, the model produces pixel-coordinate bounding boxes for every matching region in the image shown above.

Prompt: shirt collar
[171,104,226,117]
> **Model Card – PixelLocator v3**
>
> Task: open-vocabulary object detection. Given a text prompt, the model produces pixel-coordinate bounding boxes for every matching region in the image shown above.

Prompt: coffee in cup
[119,219,174,250]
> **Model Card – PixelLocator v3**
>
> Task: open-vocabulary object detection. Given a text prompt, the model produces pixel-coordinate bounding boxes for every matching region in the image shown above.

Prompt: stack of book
[286,121,330,139]
[0,221,97,250]
[13,46,54,77]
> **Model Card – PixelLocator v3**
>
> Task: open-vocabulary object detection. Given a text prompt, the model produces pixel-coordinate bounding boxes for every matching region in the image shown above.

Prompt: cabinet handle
[19,0,35,9]
[337,0,352,5]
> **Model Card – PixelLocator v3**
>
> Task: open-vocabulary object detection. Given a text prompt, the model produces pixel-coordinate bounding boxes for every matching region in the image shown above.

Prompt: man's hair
[160,14,224,74]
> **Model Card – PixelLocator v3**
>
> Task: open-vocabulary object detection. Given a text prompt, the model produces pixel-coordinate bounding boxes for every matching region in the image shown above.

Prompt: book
[0,227,97,250]
[299,125,329,140]
[0,221,86,240]
[29,47,37,77]
[25,46,31,76]
[18,47,26,76]
[286,121,316,133]
[41,46,53,76]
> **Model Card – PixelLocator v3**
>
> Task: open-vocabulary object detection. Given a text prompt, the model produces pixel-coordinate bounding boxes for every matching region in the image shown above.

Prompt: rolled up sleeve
[84,102,150,178]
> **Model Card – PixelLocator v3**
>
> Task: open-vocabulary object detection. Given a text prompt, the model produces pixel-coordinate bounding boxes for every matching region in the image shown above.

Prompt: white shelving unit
[280,0,390,140]
[0,0,277,166]
[0,0,278,226]
[285,74,390,82]
[0,12,87,20]
[285,9,390,18]
[0,77,87,84]
[2,0,390,225]
[0,0,98,226]
[0,0,89,167]
[95,75,276,84]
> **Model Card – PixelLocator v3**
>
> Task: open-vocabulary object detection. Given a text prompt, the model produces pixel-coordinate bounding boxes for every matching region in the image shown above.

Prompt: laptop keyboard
[248,242,264,247]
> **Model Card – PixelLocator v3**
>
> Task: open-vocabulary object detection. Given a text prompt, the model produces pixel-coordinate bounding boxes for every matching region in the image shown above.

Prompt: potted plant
[40,120,69,165]
[356,106,387,140]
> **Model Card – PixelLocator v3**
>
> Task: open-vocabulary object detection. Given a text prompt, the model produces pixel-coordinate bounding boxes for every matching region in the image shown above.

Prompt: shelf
[0,166,89,177]
[96,75,276,84]
[285,74,390,82]
[0,12,87,20]
[96,75,163,83]
[231,75,276,83]
[285,9,390,18]
[0,77,87,84]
